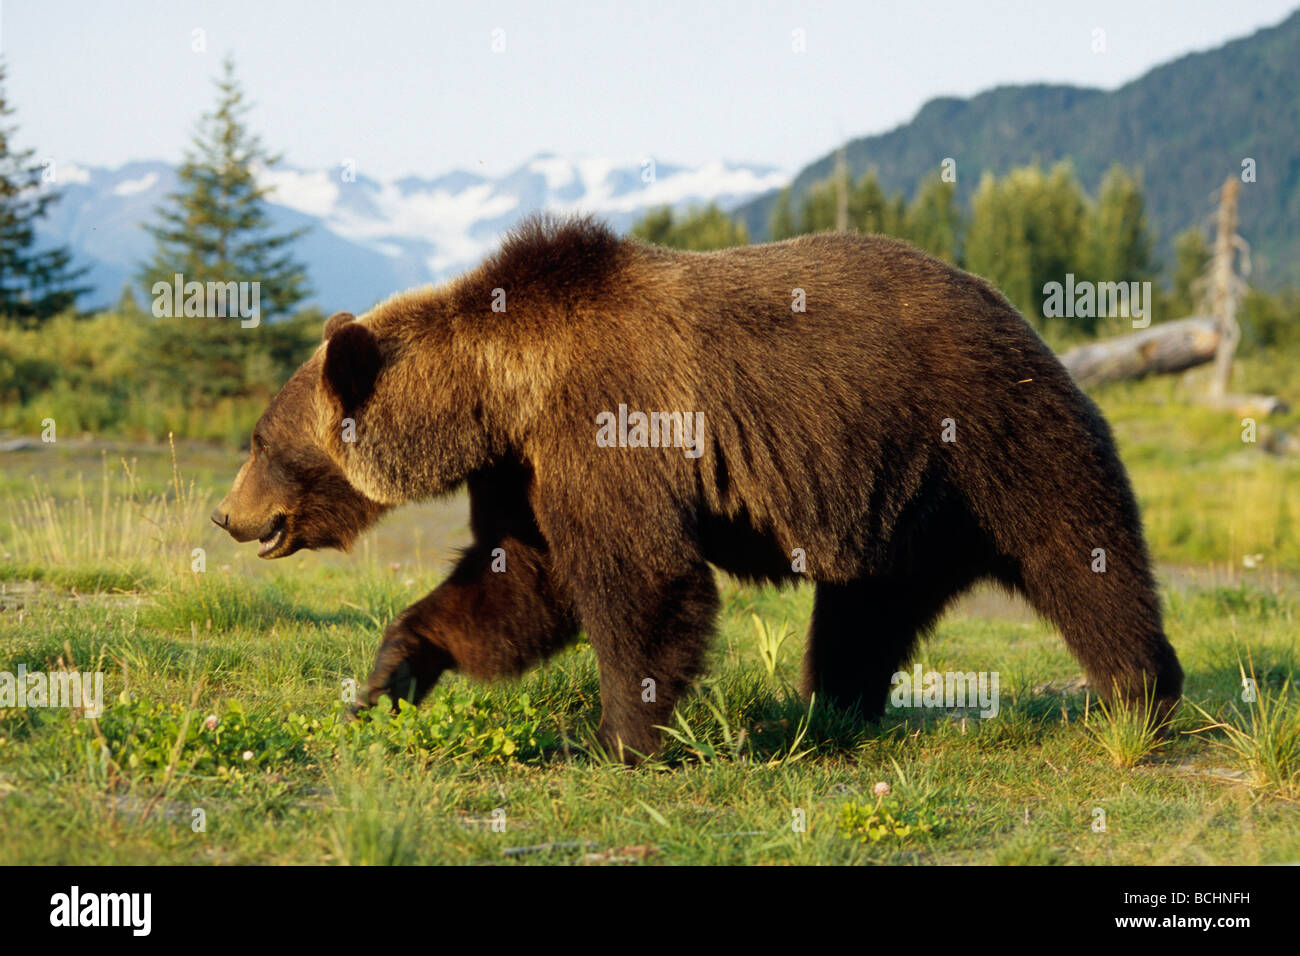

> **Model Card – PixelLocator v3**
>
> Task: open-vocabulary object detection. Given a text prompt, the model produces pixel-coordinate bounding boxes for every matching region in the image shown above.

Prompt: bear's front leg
[359,536,579,709]
[361,605,455,709]
[580,562,719,762]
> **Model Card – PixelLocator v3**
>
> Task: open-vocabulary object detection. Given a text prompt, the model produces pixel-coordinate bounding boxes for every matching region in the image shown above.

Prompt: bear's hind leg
[801,570,973,719]
[1013,544,1182,721]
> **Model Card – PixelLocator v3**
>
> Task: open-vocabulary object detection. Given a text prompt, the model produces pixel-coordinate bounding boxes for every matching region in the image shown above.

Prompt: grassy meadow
[0,361,1297,866]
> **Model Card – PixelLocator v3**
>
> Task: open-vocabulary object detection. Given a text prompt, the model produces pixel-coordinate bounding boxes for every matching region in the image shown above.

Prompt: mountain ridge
[38,154,787,313]
[734,9,1300,286]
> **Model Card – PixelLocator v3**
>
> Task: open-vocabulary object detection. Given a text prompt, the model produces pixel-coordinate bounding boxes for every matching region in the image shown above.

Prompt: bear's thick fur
[213,215,1182,760]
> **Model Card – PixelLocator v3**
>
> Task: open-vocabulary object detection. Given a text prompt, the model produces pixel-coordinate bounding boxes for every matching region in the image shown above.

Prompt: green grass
[1189,662,1300,800]
[1093,367,1300,570]
[1084,687,1174,770]
[1,555,1296,864]
[0,369,1297,865]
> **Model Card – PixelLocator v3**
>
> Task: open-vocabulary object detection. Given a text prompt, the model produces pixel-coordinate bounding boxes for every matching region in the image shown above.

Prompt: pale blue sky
[6,0,1297,179]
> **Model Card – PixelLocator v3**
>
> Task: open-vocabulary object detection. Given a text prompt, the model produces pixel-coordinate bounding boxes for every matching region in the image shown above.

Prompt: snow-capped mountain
[38,154,787,313]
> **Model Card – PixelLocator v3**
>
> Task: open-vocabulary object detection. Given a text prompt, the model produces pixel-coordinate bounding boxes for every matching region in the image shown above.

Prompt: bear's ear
[322,322,381,414]
[323,311,357,341]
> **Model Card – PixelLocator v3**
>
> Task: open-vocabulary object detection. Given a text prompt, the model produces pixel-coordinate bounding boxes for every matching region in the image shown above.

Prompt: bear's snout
[209,494,272,544]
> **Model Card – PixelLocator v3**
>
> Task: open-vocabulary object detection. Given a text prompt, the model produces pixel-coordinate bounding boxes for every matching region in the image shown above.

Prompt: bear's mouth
[257,515,289,558]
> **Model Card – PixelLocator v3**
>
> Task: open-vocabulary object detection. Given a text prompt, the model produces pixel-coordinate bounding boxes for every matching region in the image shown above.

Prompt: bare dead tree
[1059,173,1287,420]
[834,144,849,233]
[1202,176,1251,398]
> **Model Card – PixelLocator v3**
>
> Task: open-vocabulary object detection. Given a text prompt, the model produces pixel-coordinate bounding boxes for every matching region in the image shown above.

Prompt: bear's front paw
[363,659,420,712]
[361,626,454,714]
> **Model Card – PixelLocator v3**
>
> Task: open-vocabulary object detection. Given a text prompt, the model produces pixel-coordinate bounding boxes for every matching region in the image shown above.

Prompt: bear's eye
[253,434,270,456]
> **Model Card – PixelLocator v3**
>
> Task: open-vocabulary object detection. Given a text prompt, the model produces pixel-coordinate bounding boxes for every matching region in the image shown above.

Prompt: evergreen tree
[791,169,907,237]
[848,170,906,236]
[769,187,797,240]
[797,178,839,234]
[631,206,675,247]
[140,56,312,403]
[140,55,309,323]
[1169,227,1211,318]
[0,61,89,324]
[631,203,747,251]
[964,162,1089,330]
[1086,165,1156,285]
[903,173,963,263]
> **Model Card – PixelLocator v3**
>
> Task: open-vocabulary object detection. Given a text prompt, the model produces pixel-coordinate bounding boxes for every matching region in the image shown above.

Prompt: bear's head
[212,302,509,557]
[212,217,603,559]
[210,311,390,558]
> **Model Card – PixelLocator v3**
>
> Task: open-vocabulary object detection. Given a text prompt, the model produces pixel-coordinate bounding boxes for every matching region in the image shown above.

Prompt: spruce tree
[1169,227,1211,318]
[630,206,676,247]
[964,163,1089,330]
[1086,165,1156,287]
[631,204,747,251]
[797,178,839,234]
[848,170,905,236]
[903,174,963,264]
[141,55,309,325]
[0,61,89,324]
[789,169,908,237]
[140,56,311,402]
[769,187,797,240]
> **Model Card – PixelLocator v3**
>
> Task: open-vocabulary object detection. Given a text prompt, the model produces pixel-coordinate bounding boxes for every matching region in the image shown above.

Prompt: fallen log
[1057,315,1289,417]
[1200,393,1291,417]
[1059,315,1220,387]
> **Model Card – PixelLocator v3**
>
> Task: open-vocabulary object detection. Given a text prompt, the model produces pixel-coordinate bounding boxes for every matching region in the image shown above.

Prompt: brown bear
[212,214,1182,761]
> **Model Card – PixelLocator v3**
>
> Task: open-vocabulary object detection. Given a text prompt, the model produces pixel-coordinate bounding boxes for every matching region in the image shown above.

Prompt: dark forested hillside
[736,10,1300,286]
